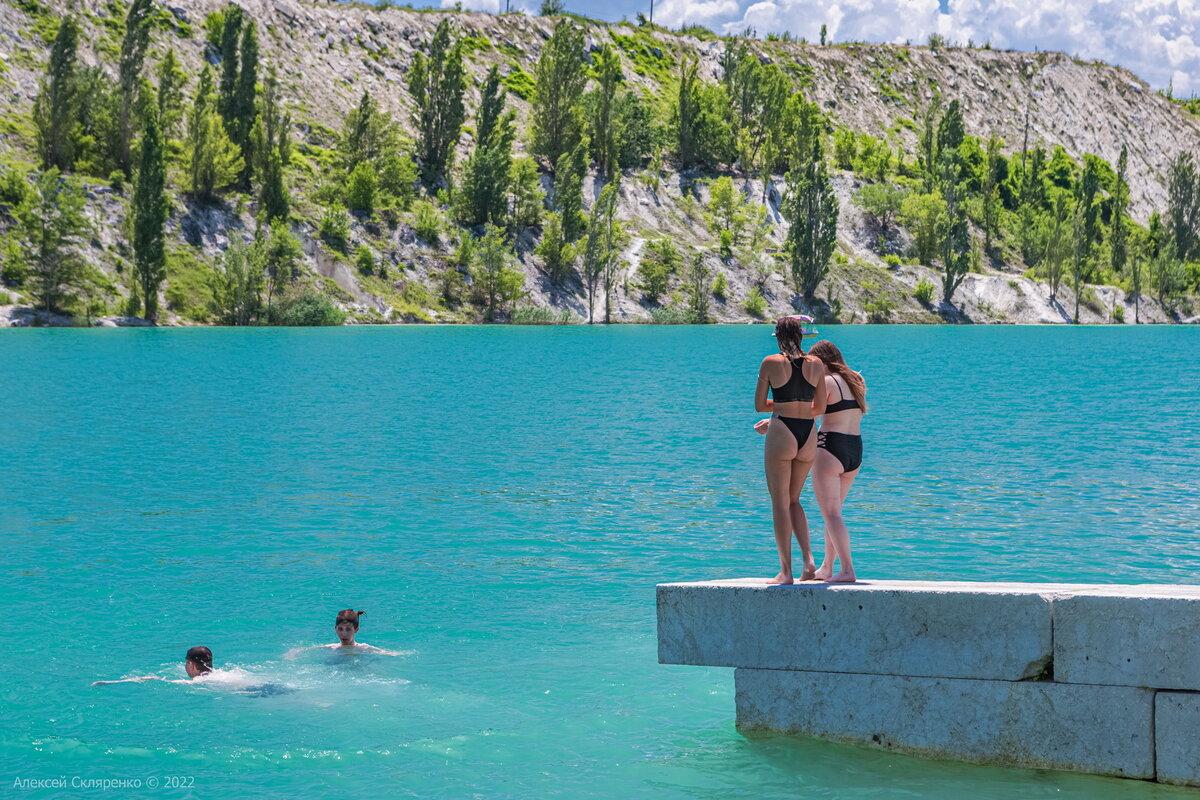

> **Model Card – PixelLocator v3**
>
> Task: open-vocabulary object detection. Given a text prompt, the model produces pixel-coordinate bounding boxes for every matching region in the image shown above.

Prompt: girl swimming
[753,316,828,584]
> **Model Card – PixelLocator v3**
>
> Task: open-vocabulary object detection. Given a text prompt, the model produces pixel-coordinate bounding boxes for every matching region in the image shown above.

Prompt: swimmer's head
[185,646,213,677]
[335,609,365,645]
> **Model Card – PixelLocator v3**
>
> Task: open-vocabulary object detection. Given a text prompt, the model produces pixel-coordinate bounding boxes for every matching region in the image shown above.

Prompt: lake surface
[1,325,1198,799]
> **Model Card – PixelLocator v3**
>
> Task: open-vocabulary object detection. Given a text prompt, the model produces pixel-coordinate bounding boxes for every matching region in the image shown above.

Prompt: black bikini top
[825,376,861,414]
[770,357,816,403]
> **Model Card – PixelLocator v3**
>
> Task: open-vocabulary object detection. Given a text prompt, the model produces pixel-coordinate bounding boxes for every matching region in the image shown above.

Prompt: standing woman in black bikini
[753,316,828,585]
[809,340,866,583]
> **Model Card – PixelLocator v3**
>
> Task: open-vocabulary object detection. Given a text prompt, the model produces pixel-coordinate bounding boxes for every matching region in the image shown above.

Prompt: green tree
[232,20,260,187]
[677,55,699,166]
[116,0,154,176]
[132,111,168,321]
[540,0,565,14]
[707,176,746,245]
[209,242,263,325]
[587,44,622,176]
[687,253,711,323]
[472,223,523,321]
[936,100,970,304]
[408,20,466,186]
[581,179,622,322]
[1043,190,1072,301]
[456,66,515,227]
[1110,145,1129,281]
[342,91,398,170]
[553,142,587,242]
[259,220,302,313]
[1167,151,1200,262]
[636,237,679,302]
[253,65,290,223]
[508,157,544,229]
[918,94,942,193]
[187,66,241,200]
[981,134,1002,253]
[899,191,947,266]
[16,169,90,315]
[1070,157,1100,322]
[786,138,838,300]
[536,211,574,282]
[156,48,188,142]
[614,90,657,169]
[33,15,81,171]
[346,161,378,216]
[532,19,586,167]
[855,182,907,232]
[217,4,243,125]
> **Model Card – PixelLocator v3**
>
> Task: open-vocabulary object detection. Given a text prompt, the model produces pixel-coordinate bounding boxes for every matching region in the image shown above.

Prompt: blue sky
[437,0,1200,94]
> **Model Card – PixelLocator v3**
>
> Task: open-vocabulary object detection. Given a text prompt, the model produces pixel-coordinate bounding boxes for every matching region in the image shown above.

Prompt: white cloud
[654,0,1200,91]
[442,0,501,12]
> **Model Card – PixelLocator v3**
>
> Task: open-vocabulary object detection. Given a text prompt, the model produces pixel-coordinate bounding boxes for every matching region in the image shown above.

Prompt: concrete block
[1053,586,1200,690]
[657,579,1056,680]
[735,668,1154,779]
[1156,692,1200,786]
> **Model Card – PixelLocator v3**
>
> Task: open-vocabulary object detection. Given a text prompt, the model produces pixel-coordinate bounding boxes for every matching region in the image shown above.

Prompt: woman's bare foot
[826,570,856,584]
[813,562,834,581]
[799,563,818,581]
[770,571,794,585]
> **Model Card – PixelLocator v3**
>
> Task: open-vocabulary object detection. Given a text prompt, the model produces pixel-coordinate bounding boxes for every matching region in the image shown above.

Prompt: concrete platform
[1156,692,1200,786]
[735,668,1155,779]
[1053,586,1200,690]
[657,578,1200,787]
[658,579,1060,680]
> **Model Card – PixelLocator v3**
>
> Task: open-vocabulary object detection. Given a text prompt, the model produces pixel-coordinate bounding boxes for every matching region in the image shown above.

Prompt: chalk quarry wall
[656,579,1200,786]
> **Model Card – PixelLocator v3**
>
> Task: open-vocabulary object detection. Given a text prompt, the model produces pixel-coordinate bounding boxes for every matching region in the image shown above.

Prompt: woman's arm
[755,357,775,414]
[92,676,167,686]
[807,358,829,417]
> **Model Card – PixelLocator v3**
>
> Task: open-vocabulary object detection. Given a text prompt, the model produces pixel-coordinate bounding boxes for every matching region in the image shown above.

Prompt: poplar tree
[156,48,188,141]
[553,142,587,243]
[676,55,699,166]
[33,16,80,171]
[254,65,290,223]
[581,180,621,323]
[981,134,1002,253]
[17,169,90,315]
[187,66,241,200]
[786,137,838,300]
[457,67,515,227]
[1167,152,1200,263]
[1070,157,1099,323]
[132,111,168,321]
[232,20,259,187]
[217,4,243,125]
[116,0,154,176]
[408,20,466,187]
[937,100,970,304]
[1110,145,1129,282]
[532,19,586,167]
[587,45,622,177]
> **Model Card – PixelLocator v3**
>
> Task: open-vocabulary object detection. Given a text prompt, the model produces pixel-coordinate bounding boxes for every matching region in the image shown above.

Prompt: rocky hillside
[1,0,1197,325]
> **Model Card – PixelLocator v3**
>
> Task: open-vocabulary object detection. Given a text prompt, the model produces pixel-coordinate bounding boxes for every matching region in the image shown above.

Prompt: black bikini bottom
[818,431,863,473]
[777,416,815,449]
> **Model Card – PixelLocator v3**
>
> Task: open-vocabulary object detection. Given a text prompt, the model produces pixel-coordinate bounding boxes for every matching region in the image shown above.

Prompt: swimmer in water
[284,609,404,659]
[92,646,214,685]
[94,646,290,695]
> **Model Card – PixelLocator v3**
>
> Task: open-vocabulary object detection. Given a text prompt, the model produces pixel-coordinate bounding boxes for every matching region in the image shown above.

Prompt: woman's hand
[754,418,770,435]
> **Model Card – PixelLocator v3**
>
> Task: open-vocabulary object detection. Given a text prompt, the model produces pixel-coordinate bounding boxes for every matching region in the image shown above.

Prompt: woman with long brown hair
[753,316,828,584]
[808,340,867,583]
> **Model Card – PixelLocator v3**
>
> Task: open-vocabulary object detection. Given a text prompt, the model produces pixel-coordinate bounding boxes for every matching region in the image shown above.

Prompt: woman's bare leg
[813,450,858,583]
[788,456,817,579]
[814,469,853,579]
[764,420,799,584]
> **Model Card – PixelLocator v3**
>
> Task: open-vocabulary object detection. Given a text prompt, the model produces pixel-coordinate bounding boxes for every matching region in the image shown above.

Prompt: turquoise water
[1,325,1198,799]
